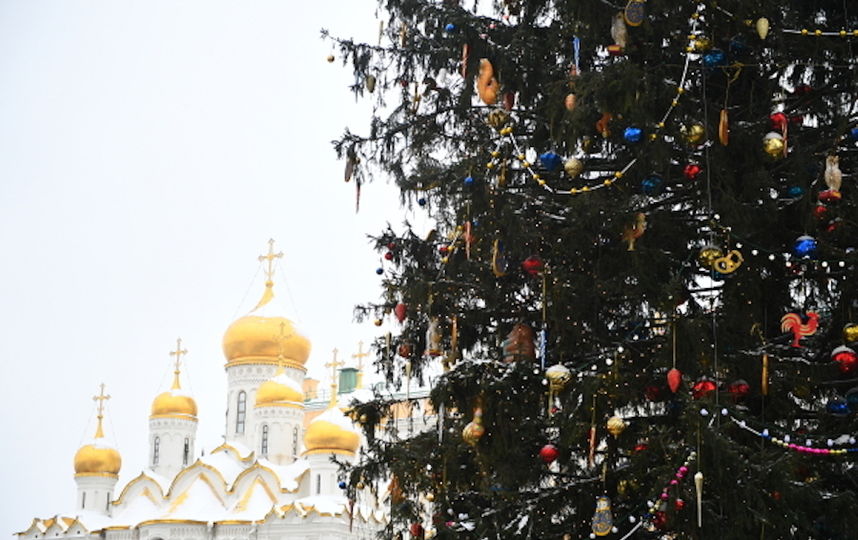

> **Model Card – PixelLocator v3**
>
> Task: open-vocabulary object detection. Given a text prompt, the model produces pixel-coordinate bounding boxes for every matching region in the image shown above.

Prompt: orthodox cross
[92,383,111,438]
[325,348,344,407]
[169,337,188,373]
[352,340,369,389]
[258,238,284,283]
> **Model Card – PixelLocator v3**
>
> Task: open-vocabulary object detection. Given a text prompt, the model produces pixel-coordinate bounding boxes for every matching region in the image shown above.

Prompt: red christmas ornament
[692,377,717,399]
[387,242,397,250]
[674,498,686,511]
[539,443,559,464]
[771,491,782,501]
[634,443,649,453]
[818,190,842,203]
[683,163,702,180]
[394,303,407,323]
[397,343,413,358]
[728,379,751,401]
[769,112,788,130]
[827,219,843,233]
[384,251,394,261]
[813,204,829,219]
[503,91,515,111]
[652,510,668,530]
[644,384,665,401]
[409,522,425,537]
[438,245,450,256]
[832,346,858,375]
[521,256,544,276]
[667,368,682,393]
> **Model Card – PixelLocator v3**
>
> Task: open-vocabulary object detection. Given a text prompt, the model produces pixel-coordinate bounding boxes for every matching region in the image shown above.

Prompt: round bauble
[563,157,584,178]
[417,197,427,207]
[326,54,335,63]
[826,397,850,417]
[486,109,510,130]
[641,174,664,195]
[692,377,717,399]
[521,256,544,276]
[425,492,435,502]
[702,49,726,67]
[394,302,407,323]
[546,364,572,392]
[385,251,394,261]
[376,267,384,275]
[338,480,347,489]
[683,163,702,180]
[813,204,829,219]
[398,343,412,358]
[606,416,627,437]
[365,75,377,93]
[539,151,562,172]
[844,324,858,344]
[728,379,751,401]
[564,93,577,112]
[539,443,559,463]
[624,127,643,143]
[792,235,818,258]
[698,245,724,269]
[356,481,365,490]
[832,346,858,375]
[683,123,706,145]
[374,319,383,327]
[763,131,785,158]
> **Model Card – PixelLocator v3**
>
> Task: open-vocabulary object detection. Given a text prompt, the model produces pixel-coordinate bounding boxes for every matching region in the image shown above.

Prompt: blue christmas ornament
[375,267,383,275]
[623,127,643,143]
[444,23,456,33]
[417,197,427,207]
[539,151,562,171]
[641,175,664,195]
[702,49,727,68]
[792,235,818,259]
[338,481,347,489]
[850,127,858,141]
[786,186,805,198]
[728,37,748,54]
[826,397,850,417]
[464,175,474,186]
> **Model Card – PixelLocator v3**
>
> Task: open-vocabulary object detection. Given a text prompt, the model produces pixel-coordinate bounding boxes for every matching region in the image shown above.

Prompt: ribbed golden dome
[256,370,305,407]
[222,282,311,367]
[151,390,198,418]
[303,407,360,455]
[74,414,121,476]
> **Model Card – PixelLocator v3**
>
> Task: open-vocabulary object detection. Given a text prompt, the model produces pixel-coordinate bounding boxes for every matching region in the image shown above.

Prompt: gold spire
[253,238,284,311]
[325,348,344,407]
[92,383,110,439]
[352,340,369,389]
[169,338,188,390]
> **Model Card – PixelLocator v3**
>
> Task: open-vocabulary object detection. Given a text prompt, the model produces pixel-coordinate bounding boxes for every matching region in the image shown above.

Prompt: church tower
[302,351,360,497]
[73,384,121,516]
[148,338,198,480]
[221,239,310,451]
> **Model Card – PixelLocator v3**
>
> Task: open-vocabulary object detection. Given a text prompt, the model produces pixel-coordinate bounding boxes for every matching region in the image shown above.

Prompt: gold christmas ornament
[326,54,335,63]
[718,109,729,146]
[756,17,770,40]
[698,245,724,269]
[711,249,744,274]
[563,157,584,178]
[477,58,499,105]
[486,109,510,130]
[356,481,366,490]
[359,413,369,424]
[691,36,712,52]
[425,492,435,502]
[564,93,577,112]
[365,75,377,93]
[606,415,627,436]
[462,406,485,446]
[683,123,706,145]
[844,324,858,344]
[763,131,785,158]
[546,364,572,416]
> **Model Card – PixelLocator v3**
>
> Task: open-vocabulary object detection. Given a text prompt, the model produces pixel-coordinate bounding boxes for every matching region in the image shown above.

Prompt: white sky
[0,0,415,532]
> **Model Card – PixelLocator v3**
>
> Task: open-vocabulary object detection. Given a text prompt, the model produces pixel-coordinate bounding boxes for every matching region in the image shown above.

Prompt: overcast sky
[0,0,415,531]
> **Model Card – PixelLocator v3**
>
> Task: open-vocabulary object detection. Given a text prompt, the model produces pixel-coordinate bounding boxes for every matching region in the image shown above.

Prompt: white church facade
[16,243,388,539]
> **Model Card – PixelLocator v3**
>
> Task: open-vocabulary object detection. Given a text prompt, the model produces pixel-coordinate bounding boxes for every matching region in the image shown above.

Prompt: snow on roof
[310,406,359,433]
[200,449,246,485]
[229,477,277,520]
[272,371,304,393]
[141,468,171,492]
[294,494,348,516]
[104,493,159,529]
[258,457,310,492]
[161,474,228,522]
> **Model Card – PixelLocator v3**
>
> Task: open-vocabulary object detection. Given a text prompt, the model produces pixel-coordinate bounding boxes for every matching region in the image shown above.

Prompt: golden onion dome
[74,414,121,476]
[303,406,360,455]
[222,281,311,368]
[150,367,197,419]
[256,369,305,407]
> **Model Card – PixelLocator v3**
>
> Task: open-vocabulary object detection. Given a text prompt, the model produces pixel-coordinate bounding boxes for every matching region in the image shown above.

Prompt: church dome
[150,389,197,418]
[303,407,360,456]
[256,371,305,408]
[222,281,311,368]
[74,441,122,476]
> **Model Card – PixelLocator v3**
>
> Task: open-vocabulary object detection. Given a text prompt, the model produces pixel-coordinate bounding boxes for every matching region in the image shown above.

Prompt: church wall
[254,406,303,464]
[148,417,197,478]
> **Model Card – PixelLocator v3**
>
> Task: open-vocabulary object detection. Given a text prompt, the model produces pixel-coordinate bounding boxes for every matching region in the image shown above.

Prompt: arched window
[81,492,86,509]
[153,436,160,466]
[292,426,299,457]
[106,494,110,511]
[236,391,247,434]
[261,424,269,457]
[183,438,190,466]
[316,474,321,495]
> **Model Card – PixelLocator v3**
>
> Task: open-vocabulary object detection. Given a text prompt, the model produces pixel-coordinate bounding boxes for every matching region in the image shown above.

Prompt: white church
[15,243,395,539]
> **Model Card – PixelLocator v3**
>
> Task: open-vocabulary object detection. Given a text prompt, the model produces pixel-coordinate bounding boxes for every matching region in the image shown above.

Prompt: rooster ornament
[781,311,820,348]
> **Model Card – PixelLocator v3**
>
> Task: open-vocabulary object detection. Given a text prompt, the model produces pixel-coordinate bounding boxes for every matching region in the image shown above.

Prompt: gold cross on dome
[325,348,344,406]
[352,340,370,389]
[169,338,188,373]
[258,238,284,283]
[92,383,111,438]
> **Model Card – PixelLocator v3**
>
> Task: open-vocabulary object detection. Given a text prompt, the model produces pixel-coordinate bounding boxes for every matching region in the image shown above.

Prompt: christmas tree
[327,1,858,538]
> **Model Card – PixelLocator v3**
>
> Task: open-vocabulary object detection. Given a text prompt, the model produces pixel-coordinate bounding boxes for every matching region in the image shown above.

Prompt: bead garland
[726,410,858,455]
